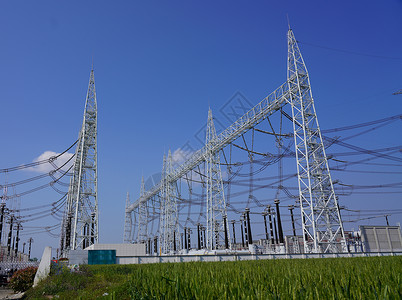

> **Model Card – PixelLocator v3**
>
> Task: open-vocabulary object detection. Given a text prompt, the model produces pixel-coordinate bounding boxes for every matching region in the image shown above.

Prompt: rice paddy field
[26,256,401,299]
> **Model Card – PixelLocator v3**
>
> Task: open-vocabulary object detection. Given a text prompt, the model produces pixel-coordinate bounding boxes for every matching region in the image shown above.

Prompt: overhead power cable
[0,139,78,173]
[1,163,73,200]
[298,41,402,60]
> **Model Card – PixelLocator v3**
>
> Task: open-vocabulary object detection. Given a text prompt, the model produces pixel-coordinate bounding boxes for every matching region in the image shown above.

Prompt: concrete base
[33,246,52,287]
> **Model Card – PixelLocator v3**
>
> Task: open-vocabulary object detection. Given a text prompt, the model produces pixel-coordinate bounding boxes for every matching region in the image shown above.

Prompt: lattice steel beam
[123,192,133,243]
[287,29,346,253]
[61,69,98,253]
[205,109,230,250]
[128,82,292,213]
[159,151,179,254]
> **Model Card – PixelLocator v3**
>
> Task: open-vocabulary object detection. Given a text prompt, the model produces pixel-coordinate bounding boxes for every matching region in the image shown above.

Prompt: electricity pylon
[61,68,98,253]
[287,29,346,253]
[137,177,148,242]
[123,192,133,243]
[205,109,230,250]
[159,151,179,254]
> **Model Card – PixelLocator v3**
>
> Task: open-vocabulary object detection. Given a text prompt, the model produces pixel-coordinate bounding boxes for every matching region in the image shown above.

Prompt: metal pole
[214,224,218,250]
[150,238,152,254]
[246,208,253,244]
[223,216,229,249]
[15,223,20,258]
[184,227,187,250]
[187,229,191,250]
[231,220,236,246]
[302,214,308,241]
[275,199,284,243]
[203,227,206,248]
[154,236,158,254]
[243,214,248,246]
[7,216,13,256]
[173,231,176,252]
[91,213,95,244]
[66,213,72,250]
[83,224,87,249]
[197,224,201,250]
[385,215,390,226]
[289,205,296,236]
[28,238,33,260]
[267,206,274,244]
[0,204,5,246]
[273,214,279,244]
[240,216,245,247]
[263,212,269,240]
[12,236,15,260]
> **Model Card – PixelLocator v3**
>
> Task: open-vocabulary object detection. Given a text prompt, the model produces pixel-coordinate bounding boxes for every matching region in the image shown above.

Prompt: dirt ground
[0,287,24,299]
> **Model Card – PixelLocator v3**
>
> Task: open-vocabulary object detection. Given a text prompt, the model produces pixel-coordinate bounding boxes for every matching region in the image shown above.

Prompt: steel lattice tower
[123,192,133,243]
[61,69,98,253]
[159,151,179,253]
[137,177,148,242]
[205,109,230,250]
[287,29,346,253]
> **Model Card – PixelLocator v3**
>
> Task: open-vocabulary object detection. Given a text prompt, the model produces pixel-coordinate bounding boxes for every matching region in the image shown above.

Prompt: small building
[359,226,402,252]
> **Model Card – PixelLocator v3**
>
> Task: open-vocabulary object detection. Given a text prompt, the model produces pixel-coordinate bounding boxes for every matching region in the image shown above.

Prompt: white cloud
[29,151,74,174]
[172,148,194,166]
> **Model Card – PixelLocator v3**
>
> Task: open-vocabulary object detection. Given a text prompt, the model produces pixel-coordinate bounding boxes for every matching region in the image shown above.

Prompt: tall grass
[26,256,402,299]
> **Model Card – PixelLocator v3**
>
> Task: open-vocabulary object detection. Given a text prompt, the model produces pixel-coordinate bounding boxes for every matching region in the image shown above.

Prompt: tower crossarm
[128,80,293,213]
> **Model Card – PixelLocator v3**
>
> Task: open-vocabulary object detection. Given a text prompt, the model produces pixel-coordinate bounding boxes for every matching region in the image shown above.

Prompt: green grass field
[25,256,401,299]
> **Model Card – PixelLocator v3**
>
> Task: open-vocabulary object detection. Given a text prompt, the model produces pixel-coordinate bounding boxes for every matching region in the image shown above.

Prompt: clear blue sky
[1,1,401,258]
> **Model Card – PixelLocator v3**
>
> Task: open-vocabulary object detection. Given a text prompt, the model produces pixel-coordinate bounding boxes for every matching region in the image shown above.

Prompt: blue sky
[1,1,402,258]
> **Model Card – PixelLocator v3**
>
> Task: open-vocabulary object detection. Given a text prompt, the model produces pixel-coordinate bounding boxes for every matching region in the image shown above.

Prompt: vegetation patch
[25,256,402,299]
[9,266,38,293]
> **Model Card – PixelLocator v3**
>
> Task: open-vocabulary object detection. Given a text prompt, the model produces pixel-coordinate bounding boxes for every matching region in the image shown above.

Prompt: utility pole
[15,223,20,258]
[267,206,274,244]
[288,205,297,236]
[0,204,5,246]
[263,212,269,240]
[240,215,245,247]
[231,220,236,246]
[274,200,284,243]
[245,208,253,244]
[7,216,13,257]
[28,238,33,260]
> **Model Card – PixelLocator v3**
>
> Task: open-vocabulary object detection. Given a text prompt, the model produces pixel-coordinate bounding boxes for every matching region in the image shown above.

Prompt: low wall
[117,251,402,265]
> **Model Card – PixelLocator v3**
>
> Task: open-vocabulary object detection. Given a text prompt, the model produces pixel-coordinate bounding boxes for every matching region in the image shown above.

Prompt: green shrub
[9,266,38,292]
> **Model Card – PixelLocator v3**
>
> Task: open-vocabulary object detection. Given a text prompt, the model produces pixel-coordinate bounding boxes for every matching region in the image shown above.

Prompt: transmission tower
[159,151,179,254]
[137,177,148,243]
[287,29,346,253]
[123,192,133,243]
[61,68,98,253]
[205,109,230,250]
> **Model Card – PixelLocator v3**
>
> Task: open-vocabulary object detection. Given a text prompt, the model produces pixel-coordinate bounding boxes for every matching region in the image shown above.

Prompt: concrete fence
[116,251,402,265]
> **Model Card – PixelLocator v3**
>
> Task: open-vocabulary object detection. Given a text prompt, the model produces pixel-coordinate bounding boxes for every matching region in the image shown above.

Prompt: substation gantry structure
[124,29,347,254]
[60,69,98,255]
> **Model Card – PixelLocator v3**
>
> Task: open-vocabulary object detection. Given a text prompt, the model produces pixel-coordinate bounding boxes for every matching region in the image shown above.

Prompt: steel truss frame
[206,109,231,250]
[159,151,179,253]
[61,69,98,253]
[125,29,346,253]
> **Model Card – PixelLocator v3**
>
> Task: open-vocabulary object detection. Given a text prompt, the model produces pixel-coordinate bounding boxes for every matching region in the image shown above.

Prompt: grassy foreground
[25,256,401,299]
